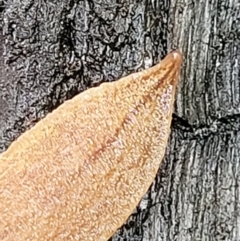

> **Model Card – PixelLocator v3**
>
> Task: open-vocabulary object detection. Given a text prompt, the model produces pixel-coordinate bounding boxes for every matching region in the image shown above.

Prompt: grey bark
[0,0,240,240]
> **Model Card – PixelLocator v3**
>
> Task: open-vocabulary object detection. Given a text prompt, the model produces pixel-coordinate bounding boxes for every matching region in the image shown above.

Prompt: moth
[0,51,182,241]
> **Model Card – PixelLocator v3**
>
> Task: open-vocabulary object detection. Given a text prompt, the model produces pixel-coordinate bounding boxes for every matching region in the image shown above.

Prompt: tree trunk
[0,0,239,240]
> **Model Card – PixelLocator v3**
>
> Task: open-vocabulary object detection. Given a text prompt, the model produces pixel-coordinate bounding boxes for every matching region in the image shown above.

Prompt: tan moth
[0,51,182,241]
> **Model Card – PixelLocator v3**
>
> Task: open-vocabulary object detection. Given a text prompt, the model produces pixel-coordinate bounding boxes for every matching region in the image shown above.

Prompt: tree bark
[0,0,239,240]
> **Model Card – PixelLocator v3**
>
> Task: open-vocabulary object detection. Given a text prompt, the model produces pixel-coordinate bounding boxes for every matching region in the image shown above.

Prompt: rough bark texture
[0,0,239,241]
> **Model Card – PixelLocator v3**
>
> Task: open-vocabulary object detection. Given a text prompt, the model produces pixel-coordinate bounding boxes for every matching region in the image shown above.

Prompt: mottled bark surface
[0,0,240,241]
